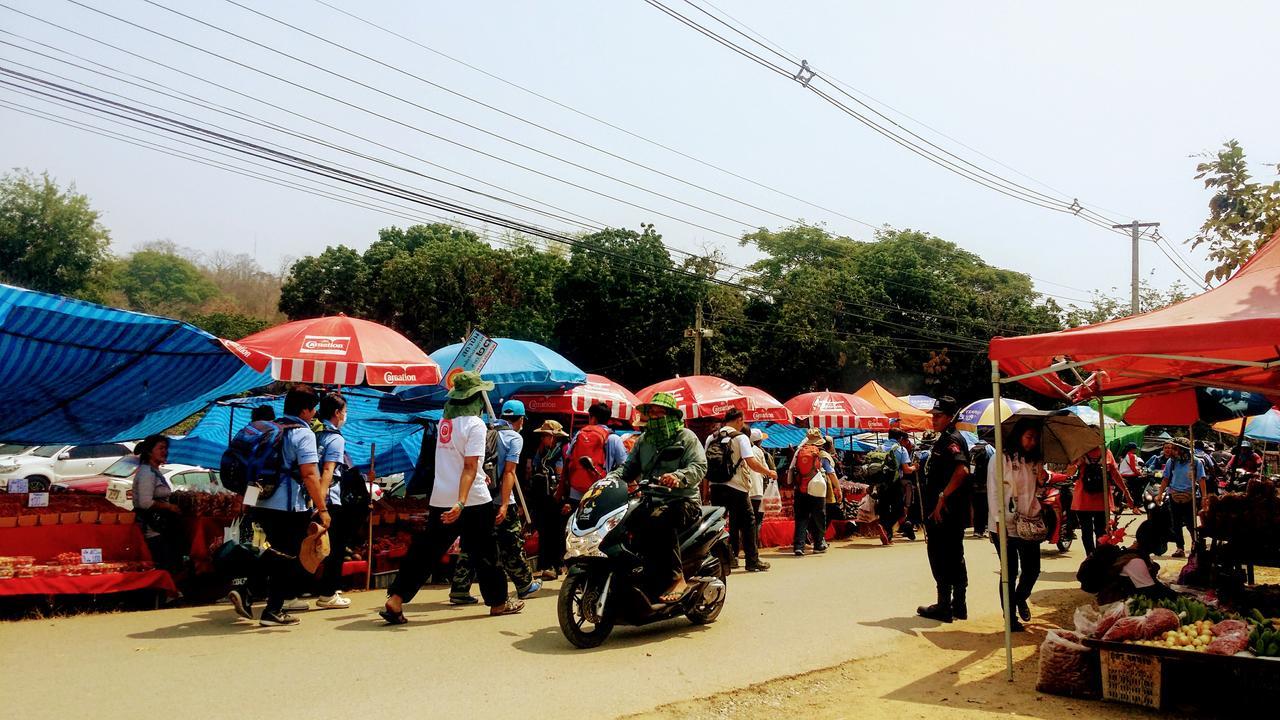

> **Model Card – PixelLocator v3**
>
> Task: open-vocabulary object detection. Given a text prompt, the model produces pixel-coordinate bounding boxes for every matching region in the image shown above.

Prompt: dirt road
[0,535,1122,719]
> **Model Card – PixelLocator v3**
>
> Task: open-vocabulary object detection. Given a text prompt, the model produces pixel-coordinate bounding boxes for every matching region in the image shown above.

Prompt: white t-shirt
[727,431,754,494]
[749,446,766,498]
[430,415,493,508]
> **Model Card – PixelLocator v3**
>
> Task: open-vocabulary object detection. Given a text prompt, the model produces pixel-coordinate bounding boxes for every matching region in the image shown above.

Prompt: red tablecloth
[187,517,235,574]
[0,569,176,597]
[0,522,152,562]
[759,518,842,548]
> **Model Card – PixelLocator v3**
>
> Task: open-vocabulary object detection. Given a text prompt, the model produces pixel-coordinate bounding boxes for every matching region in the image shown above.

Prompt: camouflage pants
[451,505,532,596]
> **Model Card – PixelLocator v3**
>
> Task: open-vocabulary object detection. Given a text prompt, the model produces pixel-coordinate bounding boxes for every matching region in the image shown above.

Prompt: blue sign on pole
[442,330,498,389]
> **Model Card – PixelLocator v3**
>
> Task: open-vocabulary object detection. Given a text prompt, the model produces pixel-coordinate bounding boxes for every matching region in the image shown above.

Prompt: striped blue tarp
[167,389,441,476]
[752,422,876,452]
[0,284,272,444]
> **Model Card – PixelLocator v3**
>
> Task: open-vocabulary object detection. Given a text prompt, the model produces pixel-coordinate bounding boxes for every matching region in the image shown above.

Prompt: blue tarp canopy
[396,338,585,404]
[753,422,876,452]
[168,389,440,476]
[0,284,272,444]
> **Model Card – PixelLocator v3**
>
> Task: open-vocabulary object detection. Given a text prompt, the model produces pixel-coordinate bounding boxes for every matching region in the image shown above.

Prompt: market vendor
[1078,516,1177,605]
[132,434,183,575]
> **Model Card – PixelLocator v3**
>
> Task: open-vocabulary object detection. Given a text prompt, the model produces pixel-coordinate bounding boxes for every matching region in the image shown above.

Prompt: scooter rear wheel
[558,571,614,649]
[686,543,729,625]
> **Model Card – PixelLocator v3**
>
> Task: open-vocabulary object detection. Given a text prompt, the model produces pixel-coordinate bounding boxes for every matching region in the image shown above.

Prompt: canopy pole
[1188,425,1199,547]
[1098,396,1113,531]
[365,441,376,592]
[991,361,1014,681]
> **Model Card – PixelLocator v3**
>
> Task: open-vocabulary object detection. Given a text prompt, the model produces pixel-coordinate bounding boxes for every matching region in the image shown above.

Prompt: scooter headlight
[564,511,625,559]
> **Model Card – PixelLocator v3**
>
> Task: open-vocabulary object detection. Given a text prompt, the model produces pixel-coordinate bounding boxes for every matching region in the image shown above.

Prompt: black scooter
[556,456,731,648]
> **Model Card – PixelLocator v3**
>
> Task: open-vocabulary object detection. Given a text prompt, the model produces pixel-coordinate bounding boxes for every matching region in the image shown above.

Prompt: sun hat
[500,399,526,417]
[299,521,331,574]
[805,427,824,445]
[1172,436,1193,452]
[750,427,766,443]
[447,370,494,400]
[532,419,569,437]
[637,391,683,419]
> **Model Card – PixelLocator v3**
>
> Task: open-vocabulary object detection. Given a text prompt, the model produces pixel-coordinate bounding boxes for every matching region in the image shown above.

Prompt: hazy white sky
[3,0,1277,308]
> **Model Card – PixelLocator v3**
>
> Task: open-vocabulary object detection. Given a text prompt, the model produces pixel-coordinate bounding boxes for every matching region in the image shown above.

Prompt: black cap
[930,395,959,417]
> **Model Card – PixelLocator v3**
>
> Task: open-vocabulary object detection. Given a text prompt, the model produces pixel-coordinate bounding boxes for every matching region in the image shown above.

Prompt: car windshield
[0,444,32,455]
[29,445,63,458]
[102,456,140,478]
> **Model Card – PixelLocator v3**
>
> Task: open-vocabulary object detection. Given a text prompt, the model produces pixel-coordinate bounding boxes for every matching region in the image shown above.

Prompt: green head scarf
[643,414,684,449]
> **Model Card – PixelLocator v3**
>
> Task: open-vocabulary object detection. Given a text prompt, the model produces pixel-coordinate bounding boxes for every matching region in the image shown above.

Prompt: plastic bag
[1212,619,1249,637]
[1102,616,1145,642]
[1036,629,1097,697]
[761,480,783,517]
[1075,602,1127,639]
[1139,608,1180,639]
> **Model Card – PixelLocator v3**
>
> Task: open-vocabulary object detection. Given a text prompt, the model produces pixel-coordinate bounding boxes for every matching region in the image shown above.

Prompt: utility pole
[685,302,714,375]
[1112,220,1160,315]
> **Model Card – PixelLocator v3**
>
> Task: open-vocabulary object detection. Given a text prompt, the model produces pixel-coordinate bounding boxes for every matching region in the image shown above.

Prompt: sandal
[379,603,408,625]
[489,599,525,616]
[659,582,688,603]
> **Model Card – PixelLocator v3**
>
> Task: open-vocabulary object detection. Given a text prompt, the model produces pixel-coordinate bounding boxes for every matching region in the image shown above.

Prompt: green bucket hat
[637,391,683,419]
[447,370,495,400]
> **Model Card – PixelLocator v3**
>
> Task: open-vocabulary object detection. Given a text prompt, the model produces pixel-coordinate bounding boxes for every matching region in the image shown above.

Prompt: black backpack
[317,429,371,509]
[481,425,502,489]
[971,445,991,490]
[1082,460,1105,493]
[705,430,744,484]
[220,419,305,499]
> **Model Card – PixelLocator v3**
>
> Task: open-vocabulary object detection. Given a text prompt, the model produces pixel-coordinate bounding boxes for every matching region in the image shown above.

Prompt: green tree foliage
[0,170,111,298]
[186,311,272,340]
[1191,140,1280,283]
[112,247,220,317]
[278,245,369,318]
[1064,280,1191,327]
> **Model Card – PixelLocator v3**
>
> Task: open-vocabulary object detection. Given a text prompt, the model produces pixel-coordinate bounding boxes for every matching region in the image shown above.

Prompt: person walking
[246,386,329,627]
[748,428,771,548]
[789,428,832,556]
[708,408,773,572]
[916,396,971,623]
[380,372,523,624]
[1117,442,1145,510]
[450,400,542,604]
[1069,446,1134,557]
[884,429,917,541]
[1156,437,1208,558]
[528,419,569,580]
[970,435,994,539]
[987,418,1047,632]
[314,392,357,609]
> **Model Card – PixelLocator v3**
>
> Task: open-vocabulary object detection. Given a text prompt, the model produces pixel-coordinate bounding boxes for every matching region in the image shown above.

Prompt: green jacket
[605,428,707,499]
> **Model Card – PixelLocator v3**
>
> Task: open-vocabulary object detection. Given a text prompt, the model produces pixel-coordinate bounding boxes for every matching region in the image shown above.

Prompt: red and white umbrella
[784,391,891,431]
[635,375,751,419]
[513,374,639,421]
[739,386,793,424]
[222,314,440,386]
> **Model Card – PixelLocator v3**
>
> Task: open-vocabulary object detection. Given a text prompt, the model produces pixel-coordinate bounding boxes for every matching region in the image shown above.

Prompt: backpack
[859,450,897,488]
[220,419,305,500]
[317,429,371,509]
[1081,460,1105,493]
[971,445,991,490]
[565,424,610,494]
[481,426,502,489]
[705,430,745,484]
[792,444,822,486]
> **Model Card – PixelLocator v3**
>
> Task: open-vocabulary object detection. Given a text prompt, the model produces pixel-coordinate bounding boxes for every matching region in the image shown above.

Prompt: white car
[0,442,136,491]
[85,456,227,510]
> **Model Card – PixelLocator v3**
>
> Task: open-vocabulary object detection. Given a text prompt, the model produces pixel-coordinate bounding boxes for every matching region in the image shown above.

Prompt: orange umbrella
[853,381,931,431]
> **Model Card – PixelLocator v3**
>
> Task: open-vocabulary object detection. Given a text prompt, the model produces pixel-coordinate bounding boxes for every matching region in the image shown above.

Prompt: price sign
[7,478,28,494]
[27,492,48,508]
[81,548,103,564]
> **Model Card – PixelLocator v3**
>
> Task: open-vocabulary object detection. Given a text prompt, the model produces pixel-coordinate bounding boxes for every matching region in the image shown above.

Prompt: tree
[111,247,219,317]
[187,311,272,339]
[1191,140,1280,283]
[0,169,111,298]
[278,245,369,318]
[1064,280,1191,327]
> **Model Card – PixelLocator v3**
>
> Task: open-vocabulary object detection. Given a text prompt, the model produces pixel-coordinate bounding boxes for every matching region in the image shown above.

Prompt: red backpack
[566,424,610,494]
[792,444,822,485]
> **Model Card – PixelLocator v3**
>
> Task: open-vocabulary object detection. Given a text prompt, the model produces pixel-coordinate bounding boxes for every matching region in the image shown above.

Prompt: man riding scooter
[603,392,707,603]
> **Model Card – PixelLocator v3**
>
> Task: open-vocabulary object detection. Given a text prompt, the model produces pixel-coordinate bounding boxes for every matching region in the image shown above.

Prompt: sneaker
[812,544,828,554]
[282,599,309,612]
[1017,600,1032,623]
[489,599,525,616]
[259,610,300,627]
[745,560,771,572]
[449,594,479,605]
[227,589,253,620]
[316,592,351,609]
[729,557,741,569]
[517,581,542,599]
[794,549,805,557]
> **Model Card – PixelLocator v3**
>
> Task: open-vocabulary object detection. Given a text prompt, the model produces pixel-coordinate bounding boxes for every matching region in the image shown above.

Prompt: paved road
[0,536,1084,718]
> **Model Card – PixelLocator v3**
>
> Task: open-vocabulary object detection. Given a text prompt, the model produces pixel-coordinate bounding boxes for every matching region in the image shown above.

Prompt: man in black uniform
[917,396,972,623]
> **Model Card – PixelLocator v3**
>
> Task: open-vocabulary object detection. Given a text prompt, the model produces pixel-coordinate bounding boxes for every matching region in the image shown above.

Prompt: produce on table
[1128,595,1232,624]
[1101,616,1145,642]
[1200,477,1280,547]
[1139,607,1181,638]
[1036,629,1095,698]
[1248,610,1280,657]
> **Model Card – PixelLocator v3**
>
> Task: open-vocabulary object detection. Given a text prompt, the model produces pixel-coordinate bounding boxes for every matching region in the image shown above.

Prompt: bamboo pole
[365,441,376,592]
[991,361,1013,681]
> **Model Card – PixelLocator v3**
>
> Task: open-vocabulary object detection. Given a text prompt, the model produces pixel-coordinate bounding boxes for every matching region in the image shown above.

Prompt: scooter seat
[678,505,725,546]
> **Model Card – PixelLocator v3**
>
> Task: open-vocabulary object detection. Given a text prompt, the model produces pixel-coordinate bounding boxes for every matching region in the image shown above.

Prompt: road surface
[0,535,1091,718]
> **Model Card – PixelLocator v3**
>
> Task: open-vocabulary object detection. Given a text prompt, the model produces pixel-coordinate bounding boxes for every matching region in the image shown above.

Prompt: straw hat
[533,419,569,438]
[299,522,331,574]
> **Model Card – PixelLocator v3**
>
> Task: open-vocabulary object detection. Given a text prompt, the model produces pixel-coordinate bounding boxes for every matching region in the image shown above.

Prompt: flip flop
[489,600,525,616]
[379,605,408,625]
[659,584,688,603]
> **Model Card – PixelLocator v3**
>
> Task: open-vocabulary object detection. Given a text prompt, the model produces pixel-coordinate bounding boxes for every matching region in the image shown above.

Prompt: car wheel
[24,475,51,492]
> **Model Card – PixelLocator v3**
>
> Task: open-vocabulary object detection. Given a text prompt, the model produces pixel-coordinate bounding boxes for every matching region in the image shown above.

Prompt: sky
[2,0,1278,310]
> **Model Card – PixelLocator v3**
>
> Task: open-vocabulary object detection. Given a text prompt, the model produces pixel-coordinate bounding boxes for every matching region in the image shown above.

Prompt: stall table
[0,521,175,598]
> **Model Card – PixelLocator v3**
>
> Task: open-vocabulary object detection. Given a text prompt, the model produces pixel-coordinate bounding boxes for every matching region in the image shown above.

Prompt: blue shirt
[1163,457,1205,493]
[1145,453,1164,471]
[493,419,524,506]
[317,420,347,507]
[891,444,911,470]
[256,415,320,513]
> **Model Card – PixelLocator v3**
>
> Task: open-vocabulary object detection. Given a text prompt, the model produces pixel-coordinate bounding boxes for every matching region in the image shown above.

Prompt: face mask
[643,415,683,448]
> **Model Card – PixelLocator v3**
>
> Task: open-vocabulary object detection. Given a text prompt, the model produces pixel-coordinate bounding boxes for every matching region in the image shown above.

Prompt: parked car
[0,442,136,491]
[60,455,228,510]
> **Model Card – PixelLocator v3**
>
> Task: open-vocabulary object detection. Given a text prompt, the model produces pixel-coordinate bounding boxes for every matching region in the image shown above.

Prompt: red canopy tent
[990,231,1280,401]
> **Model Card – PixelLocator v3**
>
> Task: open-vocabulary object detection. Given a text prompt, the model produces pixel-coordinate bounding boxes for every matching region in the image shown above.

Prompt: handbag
[1012,511,1047,542]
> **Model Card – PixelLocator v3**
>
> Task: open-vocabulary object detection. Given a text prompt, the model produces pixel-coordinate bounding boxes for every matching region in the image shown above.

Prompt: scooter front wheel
[558,571,615,649]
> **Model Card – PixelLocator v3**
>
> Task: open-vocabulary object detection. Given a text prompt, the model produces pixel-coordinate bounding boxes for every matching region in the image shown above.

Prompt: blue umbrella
[395,338,586,404]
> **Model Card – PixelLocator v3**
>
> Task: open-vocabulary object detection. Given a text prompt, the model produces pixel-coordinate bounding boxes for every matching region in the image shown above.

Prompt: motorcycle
[1225,468,1256,494]
[1039,476,1075,553]
[557,459,732,649]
